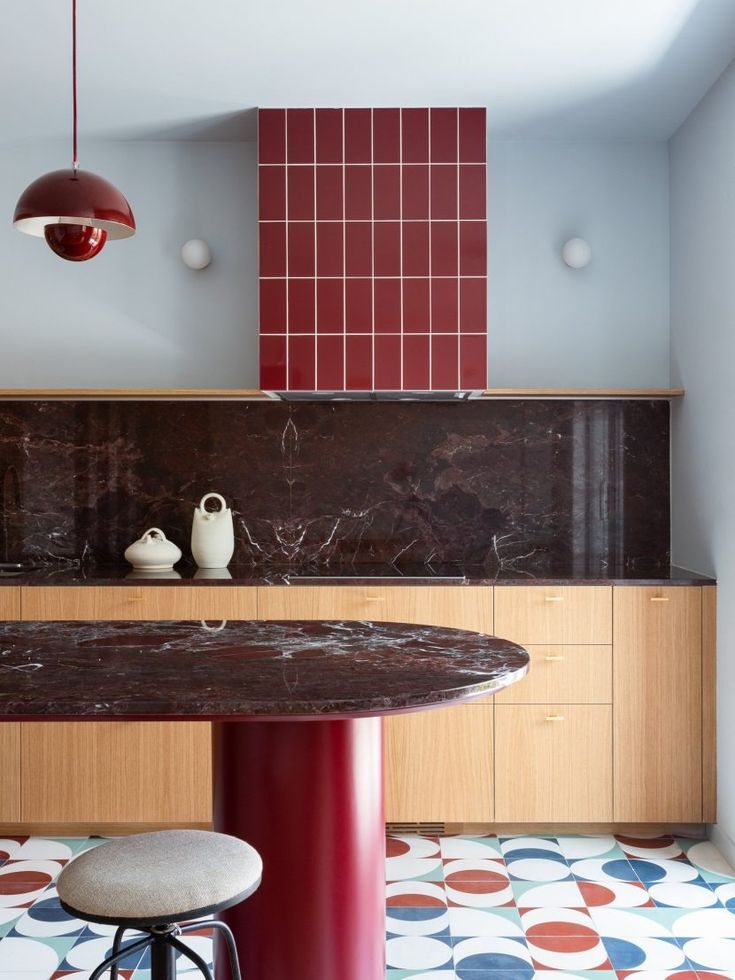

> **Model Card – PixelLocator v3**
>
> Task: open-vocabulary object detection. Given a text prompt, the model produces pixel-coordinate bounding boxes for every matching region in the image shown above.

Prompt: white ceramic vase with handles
[191,492,235,569]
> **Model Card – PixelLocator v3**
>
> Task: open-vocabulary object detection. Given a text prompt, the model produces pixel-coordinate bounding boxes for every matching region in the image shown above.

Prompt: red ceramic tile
[373,165,400,219]
[431,108,458,163]
[315,108,343,163]
[317,222,343,277]
[374,222,401,277]
[316,165,343,220]
[286,108,314,163]
[460,221,487,275]
[259,166,286,221]
[459,108,486,163]
[373,108,400,162]
[346,335,373,390]
[260,334,287,389]
[288,278,315,333]
[403,334,430,389]
[459,164,486,219]
[259,278,287,334]
[402,108,429,162]
[432,334,459,389]
[431,222,458,276]
[287,165,314,221]
[288,334,315,390]
[431,165,457,220]
[345,222,372,277]
[374,278,401,333]
[402,165,429,220]
[288,222,315,277]
[317,334,345,389]
[374,334,402,389]
[316,278,344,333]
[258,109,286,164]
[402,222,429,277]
[460,333,487,388]
[345,165,372,220]
[403,278,430,332]
[259,222,286,277]
[345,109,372,163]
[345,278,372,333]
[460,277,486,332]
[431,278,458,332]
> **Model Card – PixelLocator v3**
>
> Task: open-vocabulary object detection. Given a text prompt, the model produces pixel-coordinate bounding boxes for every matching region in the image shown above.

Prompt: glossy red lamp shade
[13,168,135,261]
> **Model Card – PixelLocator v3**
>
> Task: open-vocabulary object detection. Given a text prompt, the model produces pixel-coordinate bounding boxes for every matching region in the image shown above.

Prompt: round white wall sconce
[181,238,212,270]
[561,237,592,269]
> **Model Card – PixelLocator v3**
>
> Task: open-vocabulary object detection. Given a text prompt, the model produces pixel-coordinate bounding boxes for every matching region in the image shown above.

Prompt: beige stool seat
[57,829,263,926]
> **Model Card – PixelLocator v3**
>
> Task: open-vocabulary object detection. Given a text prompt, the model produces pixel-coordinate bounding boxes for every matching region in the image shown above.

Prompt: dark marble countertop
[0,561,716,586]
[0,620,529,720]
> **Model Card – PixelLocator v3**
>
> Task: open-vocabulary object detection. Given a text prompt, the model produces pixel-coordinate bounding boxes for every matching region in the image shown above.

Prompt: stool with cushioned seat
[56,829,262,980]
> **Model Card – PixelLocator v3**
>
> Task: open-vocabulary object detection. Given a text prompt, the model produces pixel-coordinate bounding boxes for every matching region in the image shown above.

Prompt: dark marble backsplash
[0,400,670,571]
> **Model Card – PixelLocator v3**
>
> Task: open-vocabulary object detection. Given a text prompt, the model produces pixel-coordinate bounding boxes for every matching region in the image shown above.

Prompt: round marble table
[0,619,529,980]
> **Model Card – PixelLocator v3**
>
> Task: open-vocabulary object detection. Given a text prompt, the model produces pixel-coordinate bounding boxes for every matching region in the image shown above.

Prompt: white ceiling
[4,0,735,145]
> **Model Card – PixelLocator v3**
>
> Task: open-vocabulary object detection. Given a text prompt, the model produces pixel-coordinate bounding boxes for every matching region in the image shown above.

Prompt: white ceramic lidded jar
[124,528,182,570]
[191,492,235,569]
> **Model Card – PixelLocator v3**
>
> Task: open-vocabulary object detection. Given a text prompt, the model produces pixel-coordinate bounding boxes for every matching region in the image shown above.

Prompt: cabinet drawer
[20,586,257,621]
[0,587,20,620]
[494,645,612,704]
[495,704,612,822]
[494,586,612,645]
[258,585,493,633]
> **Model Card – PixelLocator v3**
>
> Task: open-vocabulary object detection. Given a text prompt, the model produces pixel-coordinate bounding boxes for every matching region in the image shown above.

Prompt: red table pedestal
[212,717,386,980]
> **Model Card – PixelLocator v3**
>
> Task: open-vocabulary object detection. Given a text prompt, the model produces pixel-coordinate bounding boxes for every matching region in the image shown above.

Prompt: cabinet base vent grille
[386,822,446,836]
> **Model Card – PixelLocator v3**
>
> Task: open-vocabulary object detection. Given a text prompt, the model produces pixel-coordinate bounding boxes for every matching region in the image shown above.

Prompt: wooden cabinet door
[258,585,494,822]
[21,722,212,825]
[21,585,257,621]
[495,586,612,645]
[613,587,702,822]
[386,706,493,822]
[495,705,613,822]
[18,585,229,829]
[0,588,20,620]
[0,724,21,822]
[0,590,21,822]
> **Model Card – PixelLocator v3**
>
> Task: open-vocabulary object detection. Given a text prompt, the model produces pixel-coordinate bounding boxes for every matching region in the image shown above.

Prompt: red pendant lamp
[12,0,135,261]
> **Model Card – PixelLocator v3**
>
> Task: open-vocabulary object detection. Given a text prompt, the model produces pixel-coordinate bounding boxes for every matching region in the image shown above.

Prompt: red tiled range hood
[258,108,487,393]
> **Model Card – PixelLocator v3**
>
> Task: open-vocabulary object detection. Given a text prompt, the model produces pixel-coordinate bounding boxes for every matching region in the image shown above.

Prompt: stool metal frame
[86,918,242,980]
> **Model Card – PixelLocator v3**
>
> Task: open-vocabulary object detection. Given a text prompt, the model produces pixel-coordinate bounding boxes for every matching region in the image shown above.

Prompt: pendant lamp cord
[72,0,78,171]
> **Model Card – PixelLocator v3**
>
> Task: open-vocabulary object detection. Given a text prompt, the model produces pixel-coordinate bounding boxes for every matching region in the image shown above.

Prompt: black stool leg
[88,935,152,980]
[109,924,127,980]
[169,934,215,980]
[179,920,242,980]
[150,931,178,980]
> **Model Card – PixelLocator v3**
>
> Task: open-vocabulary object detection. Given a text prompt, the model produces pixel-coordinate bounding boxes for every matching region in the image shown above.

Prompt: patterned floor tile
[2,834,735,980]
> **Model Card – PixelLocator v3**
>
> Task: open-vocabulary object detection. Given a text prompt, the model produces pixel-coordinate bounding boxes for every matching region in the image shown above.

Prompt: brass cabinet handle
[544,596,564,602]
[545,714,565,722]
[650,596,670,602]
[127,594,145,601]
[544,655,565,662]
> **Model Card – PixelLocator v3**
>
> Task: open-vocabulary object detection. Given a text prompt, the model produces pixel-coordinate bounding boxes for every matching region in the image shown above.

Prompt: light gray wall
[0,140,257,387]
[0,135,670,388]
[670,58,735,859]
[487,140,670,387]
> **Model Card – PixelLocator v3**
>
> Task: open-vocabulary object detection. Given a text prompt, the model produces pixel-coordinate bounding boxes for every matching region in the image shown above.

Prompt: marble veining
[0,620,529,718]
[0,400,670,571]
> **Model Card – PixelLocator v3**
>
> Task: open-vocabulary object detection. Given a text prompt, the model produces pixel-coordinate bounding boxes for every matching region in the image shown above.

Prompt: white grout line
[428,110,432,390]
[313,108,318,389]
[342,110,347,389]
[399,109,404,390]
[370,109,375,391]
[284,112,290,388]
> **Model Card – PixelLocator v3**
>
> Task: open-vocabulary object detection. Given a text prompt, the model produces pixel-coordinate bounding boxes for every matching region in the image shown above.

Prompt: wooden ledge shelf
[0,388,684,401]
[481,388,684,399]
